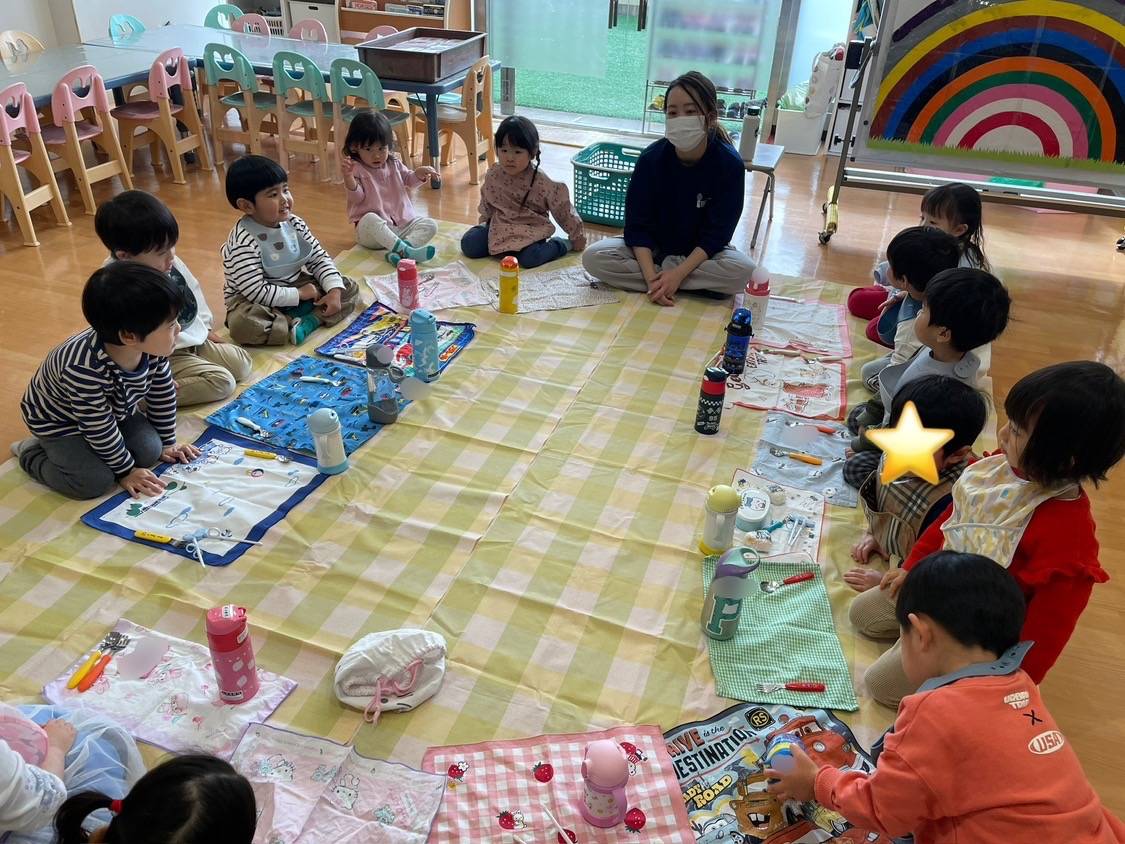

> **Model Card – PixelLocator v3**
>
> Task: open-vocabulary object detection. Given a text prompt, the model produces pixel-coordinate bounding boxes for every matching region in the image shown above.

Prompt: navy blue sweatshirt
[623,137,745,259]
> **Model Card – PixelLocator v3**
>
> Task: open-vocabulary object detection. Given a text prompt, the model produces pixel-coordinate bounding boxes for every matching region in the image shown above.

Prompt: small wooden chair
[273,51,331,180]
[289,18,328,42]
[203,42,276,160]
[203,4,244,29]
[0,82,69,246]
[42,66,133,215]
[113,48,213,184]
[329,57,412,173]
[0,30,45,62]
[414,56,494,184]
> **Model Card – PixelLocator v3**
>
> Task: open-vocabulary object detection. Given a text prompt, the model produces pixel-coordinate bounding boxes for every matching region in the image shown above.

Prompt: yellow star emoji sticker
[865,400,953,485]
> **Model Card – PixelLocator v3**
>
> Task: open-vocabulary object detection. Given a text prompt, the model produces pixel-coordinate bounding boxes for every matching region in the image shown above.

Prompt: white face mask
[665,115,707,151]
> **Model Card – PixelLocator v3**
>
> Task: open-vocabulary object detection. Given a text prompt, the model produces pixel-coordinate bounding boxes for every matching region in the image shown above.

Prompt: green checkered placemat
[702,556,860,711]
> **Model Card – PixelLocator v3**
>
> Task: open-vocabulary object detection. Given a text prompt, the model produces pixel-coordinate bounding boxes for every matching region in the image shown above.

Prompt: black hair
[890,375,987,458]
[922,267,1010,353]
[94,190,179,257]
[82,262,185,346]
[494,115,541,208]
[1003,361,1125,487]
[55,754,256,844]
[921,182,989,271]
[885,226,961,294]
[665,70,733,145]
[343,109,395,160]
[225,154,288,208]
[896,551,1025,658]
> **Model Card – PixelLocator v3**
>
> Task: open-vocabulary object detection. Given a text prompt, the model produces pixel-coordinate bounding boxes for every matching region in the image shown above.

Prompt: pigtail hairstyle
[921,182,989,271]
[494,115,541,208]
[55,754,257,844]
[665,71,733,146]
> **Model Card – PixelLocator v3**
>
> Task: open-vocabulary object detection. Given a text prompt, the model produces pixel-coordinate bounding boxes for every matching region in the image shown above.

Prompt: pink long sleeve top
[344,157,424,227]
[477,164,587,254]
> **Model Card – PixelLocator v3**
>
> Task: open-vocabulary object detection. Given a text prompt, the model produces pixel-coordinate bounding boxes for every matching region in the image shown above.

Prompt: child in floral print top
[460,116,586,270]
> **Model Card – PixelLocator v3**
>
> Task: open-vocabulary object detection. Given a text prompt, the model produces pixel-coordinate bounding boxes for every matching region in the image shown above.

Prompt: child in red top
[864,361,1125,706]
[768,551,1125,844]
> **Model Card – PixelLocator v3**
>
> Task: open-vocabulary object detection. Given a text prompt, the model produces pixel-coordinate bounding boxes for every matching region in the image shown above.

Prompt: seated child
[767,551,1125,843]
[94,190,252,407]
[844,375,987,592]
[1,703,144,844]
[461,116,586,270]
[222,155,360,346]
[853,361,1125,708]
[55,753,256,844]
[845,267,1010,482]
[13,263,202,500]
[858,226,960,389]
[340,110,439,265]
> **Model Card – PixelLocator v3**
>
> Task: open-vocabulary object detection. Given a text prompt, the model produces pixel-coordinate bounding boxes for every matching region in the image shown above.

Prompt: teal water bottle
[410,308,439,382]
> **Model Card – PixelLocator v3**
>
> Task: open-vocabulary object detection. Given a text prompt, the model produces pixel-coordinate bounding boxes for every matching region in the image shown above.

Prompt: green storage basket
[571,142,644,227]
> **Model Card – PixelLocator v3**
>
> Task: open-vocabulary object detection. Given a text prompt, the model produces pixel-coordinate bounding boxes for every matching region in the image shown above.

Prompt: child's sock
[386,238,436,265]
[288,313,321,345]
[10,437,37,459]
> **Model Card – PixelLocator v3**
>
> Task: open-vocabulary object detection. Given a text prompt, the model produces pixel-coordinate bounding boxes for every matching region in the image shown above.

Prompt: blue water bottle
[410,308,440,382]
[722,307,754,376]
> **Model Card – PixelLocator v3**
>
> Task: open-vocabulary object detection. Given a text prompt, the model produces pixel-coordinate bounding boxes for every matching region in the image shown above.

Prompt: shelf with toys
[641,80,763,137]
[338,0,470,34]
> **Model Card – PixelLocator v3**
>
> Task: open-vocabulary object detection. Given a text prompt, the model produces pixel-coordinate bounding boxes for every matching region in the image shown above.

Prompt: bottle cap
[397,259,417,279]
[500,255,519,270]
[704,367,727,383]
[729,307,753,330]
[583,739,629,788]
[366,344,395,368]
[307,408,341,433]
[713,546,760,578]
[707,484,741,514]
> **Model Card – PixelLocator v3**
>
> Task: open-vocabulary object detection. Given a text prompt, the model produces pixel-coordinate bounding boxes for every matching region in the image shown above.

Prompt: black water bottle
[695,367,728,435]
[722,307,754,376]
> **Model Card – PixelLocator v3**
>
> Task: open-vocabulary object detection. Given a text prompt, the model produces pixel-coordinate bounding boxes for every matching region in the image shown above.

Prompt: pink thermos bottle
[578,739,630,827]
[205,605,259,704]
[397,259,419,312]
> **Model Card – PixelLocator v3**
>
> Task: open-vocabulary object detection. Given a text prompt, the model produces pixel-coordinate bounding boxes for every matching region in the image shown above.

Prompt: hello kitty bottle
[205,605,259,704]
[578,739,630,828]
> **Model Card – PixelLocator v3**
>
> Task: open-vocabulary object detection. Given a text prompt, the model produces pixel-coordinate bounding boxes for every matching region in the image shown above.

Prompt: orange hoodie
[814,670,1125,843]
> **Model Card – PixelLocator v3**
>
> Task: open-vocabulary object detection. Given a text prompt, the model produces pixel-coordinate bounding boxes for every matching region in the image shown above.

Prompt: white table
[746,142,784,249]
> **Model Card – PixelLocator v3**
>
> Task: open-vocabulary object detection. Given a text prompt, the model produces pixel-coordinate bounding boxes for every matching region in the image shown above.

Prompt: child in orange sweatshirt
[767,551,1125,844]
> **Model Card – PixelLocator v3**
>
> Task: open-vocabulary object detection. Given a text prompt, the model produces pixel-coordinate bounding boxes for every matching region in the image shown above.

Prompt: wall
[785,0,851,90]
[5,0,60,45]
[68,0,218,40]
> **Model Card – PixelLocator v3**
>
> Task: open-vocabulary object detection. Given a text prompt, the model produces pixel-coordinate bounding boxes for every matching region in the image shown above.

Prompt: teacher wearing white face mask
[583,71,755,306]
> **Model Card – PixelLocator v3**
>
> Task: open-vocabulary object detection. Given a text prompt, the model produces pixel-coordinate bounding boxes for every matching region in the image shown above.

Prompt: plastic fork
[756,681,826,693]
[760,571,816,593]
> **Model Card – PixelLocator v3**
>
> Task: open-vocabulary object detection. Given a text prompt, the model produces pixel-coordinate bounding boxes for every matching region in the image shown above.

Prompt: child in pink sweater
[767,551,1125,844]
[460,116,586,269]
[341,110,438,265]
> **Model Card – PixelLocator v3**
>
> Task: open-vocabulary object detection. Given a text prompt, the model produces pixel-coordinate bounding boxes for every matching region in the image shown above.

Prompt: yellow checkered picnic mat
[0,226,996,769]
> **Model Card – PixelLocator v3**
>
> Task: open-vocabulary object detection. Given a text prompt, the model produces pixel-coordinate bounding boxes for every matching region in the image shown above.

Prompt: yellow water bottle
[499,255,519,314]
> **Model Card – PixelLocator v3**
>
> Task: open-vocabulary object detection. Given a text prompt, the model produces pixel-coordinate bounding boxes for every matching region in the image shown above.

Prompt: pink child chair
[42,65,133,215]
[289,18,328,42]
[0,82,70,246]
[233,13,271,36]
[367,25,398,38]
[112,48,214,184]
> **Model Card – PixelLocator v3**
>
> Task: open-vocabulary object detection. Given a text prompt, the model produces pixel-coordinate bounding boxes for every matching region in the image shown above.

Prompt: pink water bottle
[205,605,259,704]
[397,259,419,311]
[578,739,630,828]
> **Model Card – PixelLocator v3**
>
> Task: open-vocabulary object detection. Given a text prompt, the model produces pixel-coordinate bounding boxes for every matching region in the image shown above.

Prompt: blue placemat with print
[315,300,476,371]
[206,356,384,456]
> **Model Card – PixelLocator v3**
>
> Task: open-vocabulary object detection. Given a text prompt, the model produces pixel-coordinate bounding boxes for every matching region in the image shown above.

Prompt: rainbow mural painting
[870,0,1125,167]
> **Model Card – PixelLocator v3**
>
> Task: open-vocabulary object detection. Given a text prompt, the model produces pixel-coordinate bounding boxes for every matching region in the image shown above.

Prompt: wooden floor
[1,135,1124,814]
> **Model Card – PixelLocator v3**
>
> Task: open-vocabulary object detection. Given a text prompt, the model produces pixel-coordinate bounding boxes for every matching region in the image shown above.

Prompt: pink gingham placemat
[423,725,693,842]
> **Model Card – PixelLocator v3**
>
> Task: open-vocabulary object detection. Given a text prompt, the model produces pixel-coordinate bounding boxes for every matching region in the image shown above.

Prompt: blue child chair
[107,14,145,40]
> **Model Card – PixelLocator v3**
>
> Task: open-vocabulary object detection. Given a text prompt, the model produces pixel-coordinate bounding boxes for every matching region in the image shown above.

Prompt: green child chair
[273,51,332,180]
[204,4,244,29]
[107,14,145,40]
[204,42,276,159]
[329,57,412,174]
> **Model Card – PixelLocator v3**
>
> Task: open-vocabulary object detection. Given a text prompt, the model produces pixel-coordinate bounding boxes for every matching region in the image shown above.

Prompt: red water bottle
[205,605,259,704]
[397,259,419,312]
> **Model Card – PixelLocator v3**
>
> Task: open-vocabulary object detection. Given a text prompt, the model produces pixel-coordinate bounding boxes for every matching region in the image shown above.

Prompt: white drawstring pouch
[334,629,447,725]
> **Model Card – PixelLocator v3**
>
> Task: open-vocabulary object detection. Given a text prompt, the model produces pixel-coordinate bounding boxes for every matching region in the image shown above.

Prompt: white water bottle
[745,266,770,334]
[739,105,761,163]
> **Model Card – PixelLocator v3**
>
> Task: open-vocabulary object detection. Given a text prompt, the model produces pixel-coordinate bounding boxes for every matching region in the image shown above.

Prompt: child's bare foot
[850,532,880,563]
[843,566,884,592]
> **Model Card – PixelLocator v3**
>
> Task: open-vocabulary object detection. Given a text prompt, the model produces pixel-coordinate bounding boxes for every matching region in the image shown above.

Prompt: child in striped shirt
[13,263,201,500]
[222,155,360,346]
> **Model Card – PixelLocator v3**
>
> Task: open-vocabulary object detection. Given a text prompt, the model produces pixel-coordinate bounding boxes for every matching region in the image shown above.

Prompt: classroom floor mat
[666,702,888,844]
[231,722,445,843]
[43,619,295,758]
[82,429,325,567]
[0,259,964,785]
[750,412,857,508]
[423,725,692,842]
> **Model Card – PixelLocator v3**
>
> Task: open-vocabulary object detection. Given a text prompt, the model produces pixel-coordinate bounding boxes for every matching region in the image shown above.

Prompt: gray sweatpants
[19,413,163,500]
[355,214,438,251]
[581,237,754,297]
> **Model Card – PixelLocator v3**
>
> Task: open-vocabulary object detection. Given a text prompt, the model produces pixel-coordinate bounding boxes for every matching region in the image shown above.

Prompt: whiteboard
[852,0,1125,191]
